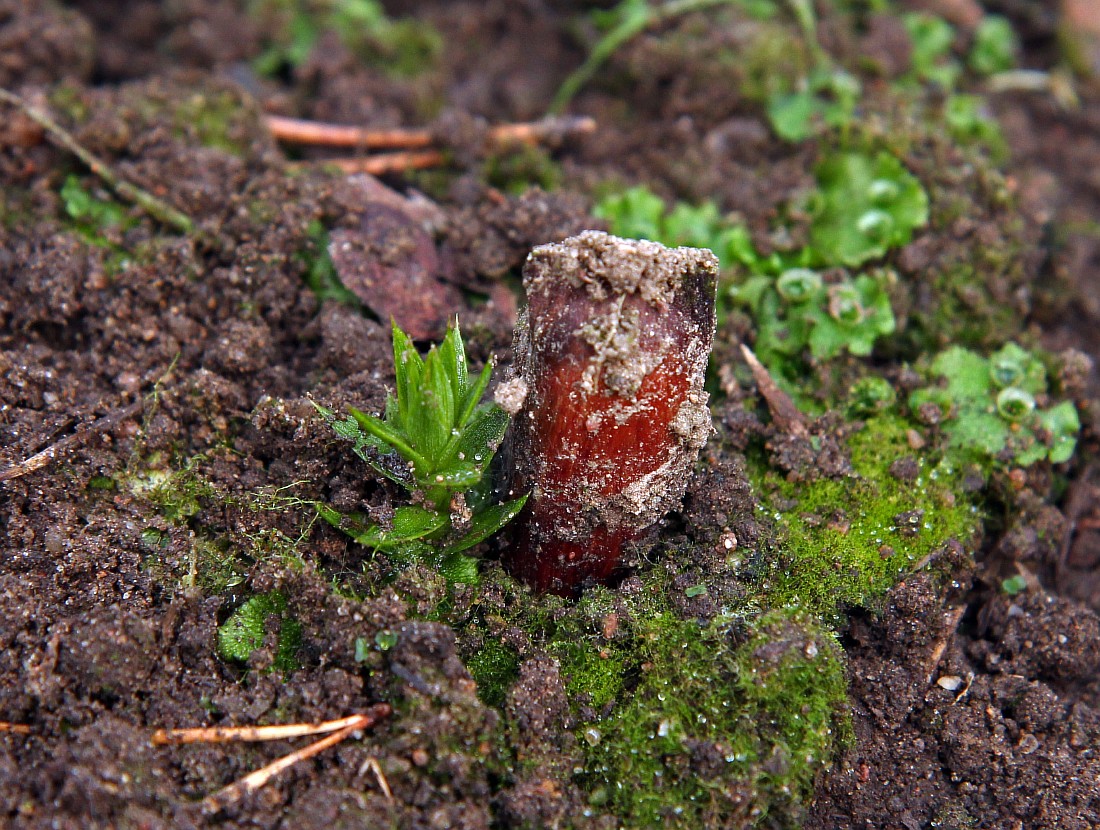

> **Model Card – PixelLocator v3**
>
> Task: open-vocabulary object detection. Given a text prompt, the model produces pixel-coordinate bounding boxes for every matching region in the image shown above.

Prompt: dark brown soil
[1,1,1099,828]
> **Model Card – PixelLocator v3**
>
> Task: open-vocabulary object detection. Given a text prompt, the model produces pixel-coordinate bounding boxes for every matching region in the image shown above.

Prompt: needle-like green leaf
[458,360,494,429]
[391,323,423,434]
[456,405,509,472]
[439,322,468,399]
[349,406,428,475]
[442,494,529,555]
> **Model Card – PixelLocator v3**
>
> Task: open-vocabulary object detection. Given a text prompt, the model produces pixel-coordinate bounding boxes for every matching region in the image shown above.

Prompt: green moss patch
[217,592,303,673]
[581,609,849,827]
[749,415,980,621]
[466,639,520,709]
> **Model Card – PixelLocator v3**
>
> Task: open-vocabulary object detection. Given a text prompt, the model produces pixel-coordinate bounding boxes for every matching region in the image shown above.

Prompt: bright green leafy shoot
[910,343,1080,467]
[60,174,138,260]
[61,175,132,235]
[301,219,360,307]
[314,322,527,584]
[808,150,929,267]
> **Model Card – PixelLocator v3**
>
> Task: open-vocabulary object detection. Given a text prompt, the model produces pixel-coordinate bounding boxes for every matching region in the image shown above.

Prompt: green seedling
[734,267,896,366]
[909,343,1081,467]
[217,592,302,673]
[548,0,774,114]
[300,219,360,307]
[808,150,929,267]
[61,174,133,238]
[969,15,1018,76]
[250,0,440,78]
[767,66,861,142]
[60,174,140,271]
[315,322,527,584]
[902,12,960,89]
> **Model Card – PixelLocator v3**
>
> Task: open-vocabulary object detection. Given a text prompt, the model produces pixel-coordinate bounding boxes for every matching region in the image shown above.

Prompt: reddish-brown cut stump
[498,231,718,595]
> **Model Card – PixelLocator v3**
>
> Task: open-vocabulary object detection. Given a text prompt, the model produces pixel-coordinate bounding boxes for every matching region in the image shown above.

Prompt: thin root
[0,87,195,234]
[0,722,32,735]
[201,720,364,813]
[358,756,394,802]
[152,712,379,746]
[292,150,447,176]
[266,114,595,150]
[0,401,143,484]
[163,704,392,815]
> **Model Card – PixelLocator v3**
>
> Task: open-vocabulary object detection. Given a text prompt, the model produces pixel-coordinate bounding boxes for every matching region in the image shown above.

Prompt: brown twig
[152,712,377,746]
[0,722,32,735]
[270,114,596,175]
[485,115,597,148]
[266,114,596,150]
[926,604,967,685]
[0,87,195,234]
[266,115,434,149]
[740,344,810,438]
[1056,464,1098,592]
[0,400,143,484]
